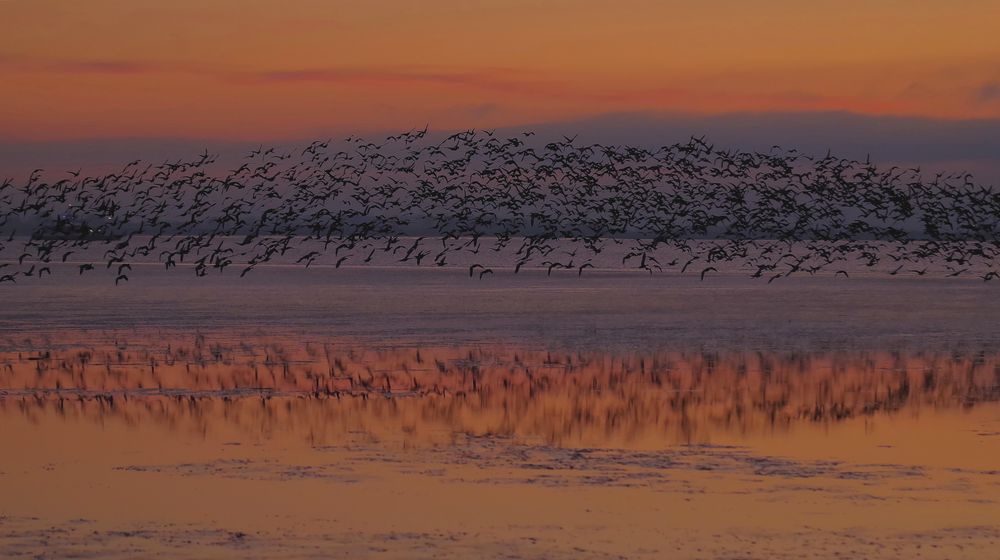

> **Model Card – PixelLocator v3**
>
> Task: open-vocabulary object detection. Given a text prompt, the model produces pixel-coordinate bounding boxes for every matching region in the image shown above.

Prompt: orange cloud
[245,67,553,95]
[3,0,1000,139]
[0,55,168,75]
[0,54,552,94]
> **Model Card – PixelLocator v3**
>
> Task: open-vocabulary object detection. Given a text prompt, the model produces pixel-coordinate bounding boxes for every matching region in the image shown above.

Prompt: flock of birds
[1,128,998,284]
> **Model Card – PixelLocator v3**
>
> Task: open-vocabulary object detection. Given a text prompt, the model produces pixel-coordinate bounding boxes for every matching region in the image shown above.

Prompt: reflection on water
[3,321,1000,558]
[4,270,1000,559]
[3,335,998,446]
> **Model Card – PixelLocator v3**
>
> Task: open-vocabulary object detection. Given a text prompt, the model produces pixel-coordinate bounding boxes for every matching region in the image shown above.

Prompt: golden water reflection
[3,335,998,447]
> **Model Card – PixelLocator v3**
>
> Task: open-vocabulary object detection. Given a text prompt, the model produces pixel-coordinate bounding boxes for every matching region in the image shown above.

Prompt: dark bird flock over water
[1,128,998,284]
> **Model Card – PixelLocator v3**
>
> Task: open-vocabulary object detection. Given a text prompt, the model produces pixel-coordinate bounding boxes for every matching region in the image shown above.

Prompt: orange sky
[2,0,999,140]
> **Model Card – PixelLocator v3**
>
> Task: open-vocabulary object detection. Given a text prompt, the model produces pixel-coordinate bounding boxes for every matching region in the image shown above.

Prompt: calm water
[1,267,999,558]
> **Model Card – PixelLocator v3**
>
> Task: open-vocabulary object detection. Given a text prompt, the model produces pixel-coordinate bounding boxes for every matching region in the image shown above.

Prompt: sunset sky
[2,0,999,142]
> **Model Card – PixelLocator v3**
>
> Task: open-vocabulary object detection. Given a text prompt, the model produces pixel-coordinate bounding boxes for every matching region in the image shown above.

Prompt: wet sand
[1,269,999,558]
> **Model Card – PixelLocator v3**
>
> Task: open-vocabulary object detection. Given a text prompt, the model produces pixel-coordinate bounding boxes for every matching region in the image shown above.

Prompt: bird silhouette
[0,129,995,285]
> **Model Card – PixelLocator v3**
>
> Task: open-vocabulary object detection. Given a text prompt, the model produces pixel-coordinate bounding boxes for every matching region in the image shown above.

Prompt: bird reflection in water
[3,335,998,447]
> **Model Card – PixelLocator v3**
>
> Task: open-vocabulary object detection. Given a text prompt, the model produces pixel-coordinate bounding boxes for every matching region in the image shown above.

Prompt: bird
[0,128,995,285]
[469,264,486,278]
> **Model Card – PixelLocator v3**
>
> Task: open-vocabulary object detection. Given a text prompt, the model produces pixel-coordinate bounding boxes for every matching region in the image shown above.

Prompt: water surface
[1,268,998,558]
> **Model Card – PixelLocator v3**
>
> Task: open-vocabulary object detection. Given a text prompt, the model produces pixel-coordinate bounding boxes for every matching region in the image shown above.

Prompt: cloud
[978,82,1000,102]
[246,67,550,95]
[3,111,999,185]
[505,111,1000,185]
[0,55,169,75]
[0,54,550,95]
[47,60,158,75]
[2,53,996,123]
[514,111,1000,164]
[463,103,501,119]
